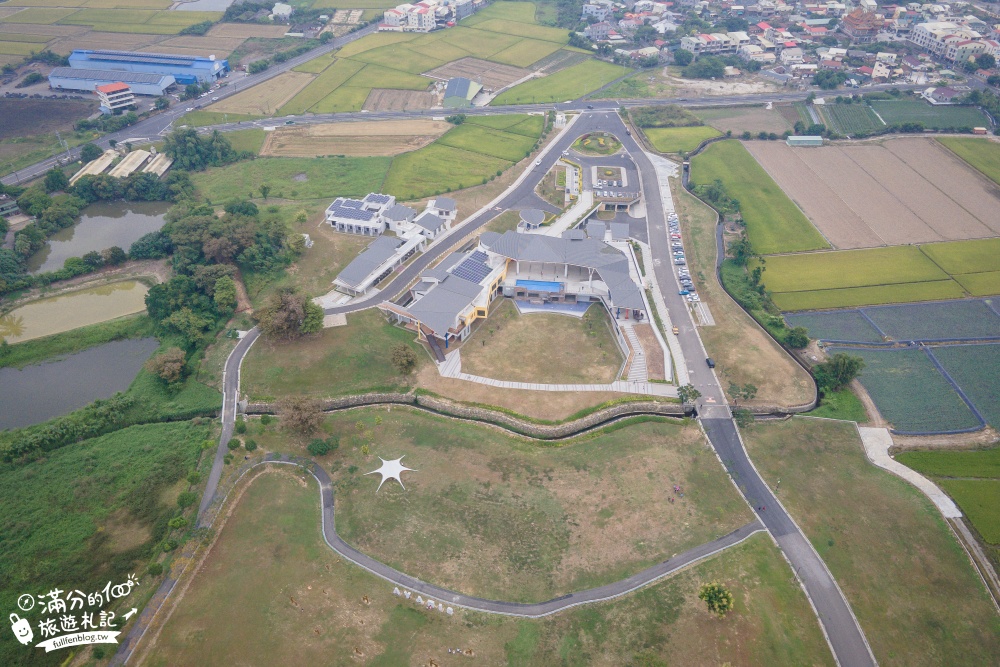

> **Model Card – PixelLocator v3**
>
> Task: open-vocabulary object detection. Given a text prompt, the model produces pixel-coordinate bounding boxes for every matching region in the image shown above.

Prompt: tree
[976,53,996,71]
[244,438,258,452]
[683,55,725,79]
[102,246,127,265]
[80,143,103,163]
[728,237,754,266]
[302,299,323,334]
[82,250,104,270]
[814,352,864,392]
[144,347,188,385]
[733,408,754,428]
[786,326,809,349]
[279,396,324,435]
[445,114,467,125]
[256,287,310,340]
[154,96,169,110]
[673,48,694,66]
[698,581,735,618]
[390,343,419,375]
[44,167,69,193]
[258,184,271,200]
[678,383,701,405]
[307,438,331,456]
[213,275,238,314]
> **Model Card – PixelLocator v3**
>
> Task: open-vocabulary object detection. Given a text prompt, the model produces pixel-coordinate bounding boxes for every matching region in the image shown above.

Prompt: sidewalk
[438,350,678,397]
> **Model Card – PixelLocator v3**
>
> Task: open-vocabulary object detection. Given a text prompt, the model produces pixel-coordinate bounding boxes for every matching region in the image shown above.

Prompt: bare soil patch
[426,56,529,91]
[0,98,96,140]
[632,322,665,381]
[362,88,436,111]
[745,138,1000,249]
[261,119,449,157]
[206,23,289,39]
[696,105,791,135]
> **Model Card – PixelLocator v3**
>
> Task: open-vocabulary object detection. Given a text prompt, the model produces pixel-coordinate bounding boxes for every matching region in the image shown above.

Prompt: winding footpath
[114,111,875,666]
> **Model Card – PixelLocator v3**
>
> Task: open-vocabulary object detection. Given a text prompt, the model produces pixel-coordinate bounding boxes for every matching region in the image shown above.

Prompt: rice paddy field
[826,346,982,434]
[868,98,990,129]
[492,59,626,104]
[643,125,722,153]
[689,140,829,255]
[762,240,1000,311]
[818,103,884,135]
[939,136,1000,185]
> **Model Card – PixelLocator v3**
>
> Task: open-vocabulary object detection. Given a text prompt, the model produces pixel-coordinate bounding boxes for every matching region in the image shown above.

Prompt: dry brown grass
[695,105,792,135]
[362,88,436,111]
[632,322,665,381]
[206,23,289,39]
[670,177,814,407]
[460,300,623,384]
[260,119,449,157]
[158,35,246,53]
[208,71,314,115]
[745,138,1000,249]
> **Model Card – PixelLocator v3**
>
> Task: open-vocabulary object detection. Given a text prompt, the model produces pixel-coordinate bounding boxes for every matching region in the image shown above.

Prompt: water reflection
[0,281,148,343]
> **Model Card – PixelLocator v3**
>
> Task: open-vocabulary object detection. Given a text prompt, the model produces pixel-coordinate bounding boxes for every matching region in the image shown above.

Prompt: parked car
[706,357,715,368]
[672,326,679,335]
[679,290,690,295]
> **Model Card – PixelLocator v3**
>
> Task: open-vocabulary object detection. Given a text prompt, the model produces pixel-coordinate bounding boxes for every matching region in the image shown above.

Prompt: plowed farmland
[260,119,450,157]
[744,138,1000,249]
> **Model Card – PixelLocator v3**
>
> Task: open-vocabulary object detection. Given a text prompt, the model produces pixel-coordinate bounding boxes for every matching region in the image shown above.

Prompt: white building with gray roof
[333,235,421,296]
[325,193,395,236]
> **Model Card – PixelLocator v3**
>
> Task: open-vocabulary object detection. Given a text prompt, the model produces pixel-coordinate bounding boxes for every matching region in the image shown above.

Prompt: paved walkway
[438,350,678,397]
[857,426,962,518]
[540,190,593,237]
[638,238,689,384]
[251,456,766,617]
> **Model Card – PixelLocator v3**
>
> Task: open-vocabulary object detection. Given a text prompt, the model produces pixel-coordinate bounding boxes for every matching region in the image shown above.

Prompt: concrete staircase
[621,323,648,383]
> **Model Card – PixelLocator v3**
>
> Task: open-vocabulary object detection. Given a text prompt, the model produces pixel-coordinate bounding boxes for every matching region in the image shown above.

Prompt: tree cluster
[255,286,323,340]
[144,347,189,386]
[179,20,214,36]
[75,111,139,133]
[163,128,246,172]
[814,352,864,393]
[698,581,735,618]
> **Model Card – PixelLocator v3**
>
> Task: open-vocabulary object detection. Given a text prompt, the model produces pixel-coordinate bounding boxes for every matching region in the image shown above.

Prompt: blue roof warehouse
[67,49,229,85]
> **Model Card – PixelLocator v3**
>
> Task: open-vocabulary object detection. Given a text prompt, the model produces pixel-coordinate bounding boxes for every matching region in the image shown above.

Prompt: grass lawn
[177,110,263,127]
[745,418,1000,666]
[869,99,990,129]
[572,131,621,155]
[0,420,210,667]
[191,155,391,202]
[484,209,522,233]
[938,137,1000,185]
[437,123,537,162]
[144,469,831,666]
[382,143,511,200]
[242,309,426,400]
[669,178,814,407]
[690,140,828,255]
[286,409,754,601]
[224,128,266,154]
[461,300,622,383]
[493,59,627,104]
[643,125,721,153]
[803,388,868,422]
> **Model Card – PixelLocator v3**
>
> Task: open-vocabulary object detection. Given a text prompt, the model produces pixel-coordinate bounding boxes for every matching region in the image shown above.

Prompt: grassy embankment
[0,420,212,667]
[143,470,833,666]
[746,418,1000,665]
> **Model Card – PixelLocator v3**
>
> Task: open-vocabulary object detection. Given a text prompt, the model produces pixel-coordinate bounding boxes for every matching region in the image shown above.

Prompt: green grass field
[493,59,626,104]
[745,418,1000,665]
[224,128,266,154]
[920,237,1000,275]
[489,37,563,67]
[772,282,966,311]
[820,103,884,135]
[803,388,868,421]
[145,471,833,667]
[690,140,829,255]
[0,420,209,667]
[643,125,721,153]
[279,58,366,115]
[292,51,336,74]
[178,110,264,127]
[243,309,426,400]
[191,155,391,202]
[955,271,1000,296]
[761,246,949,293]
[869,99,990,129]
[0,7,79,23]
[310,85,371,113]
[938,137,1000,185]
[827,346,981,433]
[383,143,512,199]
[898,444,1000,479]
[940,480,1000,543]
[436,123,536,162]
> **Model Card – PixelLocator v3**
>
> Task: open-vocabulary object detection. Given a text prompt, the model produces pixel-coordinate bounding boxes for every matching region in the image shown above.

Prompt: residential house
[840,7,885,43]
[582,3,613,20]
[780,46,804,64]
[326,193,395,236]
[585,21,613,40]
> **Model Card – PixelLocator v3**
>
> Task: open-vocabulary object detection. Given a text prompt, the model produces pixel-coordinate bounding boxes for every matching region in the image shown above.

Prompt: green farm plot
[443,25,523,59]
[311,0,400,7]
[310,85,371,113]
[383,143,511,199]
[436,123,536,162]
[955,271,1000,296]
[468,113,542,136]
[460,0,538,24]
[931,344,1000,428]
[898,445,1000,479]
[278,58,365,115]
[505,114,544,137]
[939,137,1000,185]
[869,99,990,129]
[292,51,336,73]
[343,63,431,90]
[474,18,569,43]
[760,246,949,293]
[60,7,156,23]
[0,33,54,43]
[940,480,1000,543]
[191,156,391,202]
[225,128,266,154]
[820,103,884,135]
[352,43,447,74]
[0,7,80,23]
[0,41,38,55]
[492,59,625,104]
[690,140,829,255]
[643,125,721,153]
[827,347,981,433]
[409,39,471,63]
[773,282,965,311]
[920,237,1000,275]
[489,37,563,67]
[334,30,416,58]
[783,310,883,343]
[178,110,263,126]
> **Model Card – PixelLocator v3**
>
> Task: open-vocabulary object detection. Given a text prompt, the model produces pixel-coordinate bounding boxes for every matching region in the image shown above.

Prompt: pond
[0,337,159,431]
[27,200,169,274]
[0,281,149,344]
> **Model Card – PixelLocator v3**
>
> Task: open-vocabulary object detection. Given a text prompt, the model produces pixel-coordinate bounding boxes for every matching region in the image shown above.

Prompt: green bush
[235,417,247,434]
[147,563,164,577]
[168,516,188,529]
[177,491,198,508]
[244,438,258,452]
[307,438,331,456]
[227,438,241,451]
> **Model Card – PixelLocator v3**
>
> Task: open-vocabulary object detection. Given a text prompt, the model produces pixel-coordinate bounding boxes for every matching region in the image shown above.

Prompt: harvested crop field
[745,138,1000,249]
[206,22,289,39]
[0,98,94,140]
[260,119,450,157]
[694,105,791,134]
[208,71,314,115]
[425,56,528,91]
[362,88,436,111]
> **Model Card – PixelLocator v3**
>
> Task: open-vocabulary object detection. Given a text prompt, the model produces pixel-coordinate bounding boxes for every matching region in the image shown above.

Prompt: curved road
[137,111,873,665]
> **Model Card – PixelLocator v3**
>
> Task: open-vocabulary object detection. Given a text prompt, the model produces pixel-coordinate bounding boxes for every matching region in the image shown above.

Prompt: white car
[186,107,194,111]
[535,159,542,165]
[211,96,219,101]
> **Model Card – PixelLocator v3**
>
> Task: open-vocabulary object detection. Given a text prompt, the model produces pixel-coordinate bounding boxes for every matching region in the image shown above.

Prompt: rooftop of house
[336,236,404,288]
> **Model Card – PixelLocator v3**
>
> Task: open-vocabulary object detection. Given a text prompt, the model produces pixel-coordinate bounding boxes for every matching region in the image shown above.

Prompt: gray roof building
[384,204,416,223]
[587,221,607,240]
[609,221,630,241]
[519,209,545,228]
[480,230,644,311]
[48,67,175,96]
[432,197,457,213]
[404,273,484,336]
[335,236,403,290]
[414,210,446,234]
[443,78,482,108]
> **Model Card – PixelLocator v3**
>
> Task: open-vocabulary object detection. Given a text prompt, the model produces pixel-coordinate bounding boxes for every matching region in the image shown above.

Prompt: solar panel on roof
[451,255,491,283]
